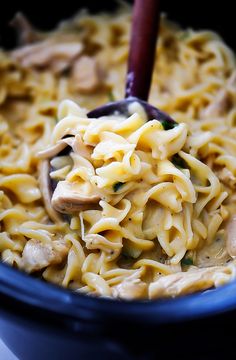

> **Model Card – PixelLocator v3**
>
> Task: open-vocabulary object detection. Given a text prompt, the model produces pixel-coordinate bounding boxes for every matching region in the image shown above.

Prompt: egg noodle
[1,5,236,299]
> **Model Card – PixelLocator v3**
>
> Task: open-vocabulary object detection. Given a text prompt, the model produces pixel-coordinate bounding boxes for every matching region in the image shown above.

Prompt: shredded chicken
[38,160,62,223]
[228,70,236,88]
[218,167,236,189]
[11,40,83,73]
[112,269,147,299]
[52,180,100,213]
[112,278,147,299]
[203,90,230,118]
[203,71,236,118]
[22,238,68,272]
[10,12,42,45]
[196,234,231,267]
[149,265,235,298]
[226,215,236,257]
[71,55,102,93]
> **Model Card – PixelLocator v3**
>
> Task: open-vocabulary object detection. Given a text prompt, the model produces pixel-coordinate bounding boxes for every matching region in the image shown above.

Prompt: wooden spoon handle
[125,0,160,101]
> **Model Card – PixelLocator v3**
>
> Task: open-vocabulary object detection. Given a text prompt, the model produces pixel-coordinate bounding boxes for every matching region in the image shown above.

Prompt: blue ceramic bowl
[1,1,236,359]
[1,261,236,359]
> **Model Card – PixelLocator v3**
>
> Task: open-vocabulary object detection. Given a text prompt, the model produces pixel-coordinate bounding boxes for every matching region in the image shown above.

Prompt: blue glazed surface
[1,262,236,360]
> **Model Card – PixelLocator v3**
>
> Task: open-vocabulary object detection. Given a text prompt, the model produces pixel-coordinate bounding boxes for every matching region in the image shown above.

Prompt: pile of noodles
[1,5,236,299]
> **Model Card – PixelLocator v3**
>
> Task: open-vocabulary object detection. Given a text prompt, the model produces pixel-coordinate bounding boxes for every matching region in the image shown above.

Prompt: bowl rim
[0,262,236,327]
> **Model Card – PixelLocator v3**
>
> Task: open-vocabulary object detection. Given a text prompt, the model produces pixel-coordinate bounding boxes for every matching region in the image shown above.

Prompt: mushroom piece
[38,136,91,161]
[226,215,236,257]
[37,139,72,160]
[10,12,42,45]
[38,159,62,223]
[22,238,69,272]
[51,180,100,214]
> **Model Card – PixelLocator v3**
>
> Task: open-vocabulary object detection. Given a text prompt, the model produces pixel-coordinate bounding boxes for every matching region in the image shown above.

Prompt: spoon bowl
[87,96,176,129]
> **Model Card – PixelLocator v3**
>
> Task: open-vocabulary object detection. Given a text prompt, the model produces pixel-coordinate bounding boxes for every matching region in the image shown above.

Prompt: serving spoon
[88,0,176,127]
[39,0,177,218]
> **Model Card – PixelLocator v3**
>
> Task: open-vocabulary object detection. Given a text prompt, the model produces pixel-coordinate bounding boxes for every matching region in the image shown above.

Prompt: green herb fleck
[108,91,115,102]
[181,257,193,266]
[172,154,188,169]
[113,182,124,192]
[160,120,178,130]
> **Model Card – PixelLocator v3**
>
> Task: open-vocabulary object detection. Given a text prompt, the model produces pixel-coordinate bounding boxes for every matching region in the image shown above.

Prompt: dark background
[0,0,235,49]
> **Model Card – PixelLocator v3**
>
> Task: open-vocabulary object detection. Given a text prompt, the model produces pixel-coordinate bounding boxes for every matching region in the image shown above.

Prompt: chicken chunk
[11,39,83,73]
[218,167,236,189]
[226,215,236,257]
[203,90,230,118]
[71,55,102,93]
[112,269,147,299]
[51,180,100,213]
[22,239,68,272]
[112,278,147,299]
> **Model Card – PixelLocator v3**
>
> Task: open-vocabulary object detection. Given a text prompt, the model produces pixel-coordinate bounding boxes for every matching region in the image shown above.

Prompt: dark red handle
[125,0,160,101]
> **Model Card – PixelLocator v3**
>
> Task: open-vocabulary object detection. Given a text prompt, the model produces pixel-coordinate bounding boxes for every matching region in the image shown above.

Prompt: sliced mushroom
[38,160,62,223]
[22,238,68,272]
[51,180,100,214]
[10,12,42,45]
[149,265,233,299]
[37,140,72,160]
[226,215,236,257]
[71,55,102,93]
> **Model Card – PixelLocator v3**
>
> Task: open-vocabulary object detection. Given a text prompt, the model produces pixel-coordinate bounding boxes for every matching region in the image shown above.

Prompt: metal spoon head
[87,97,177,130]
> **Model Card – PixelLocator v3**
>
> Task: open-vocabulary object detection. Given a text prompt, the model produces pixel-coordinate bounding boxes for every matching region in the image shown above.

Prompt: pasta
[1,5,236,299]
